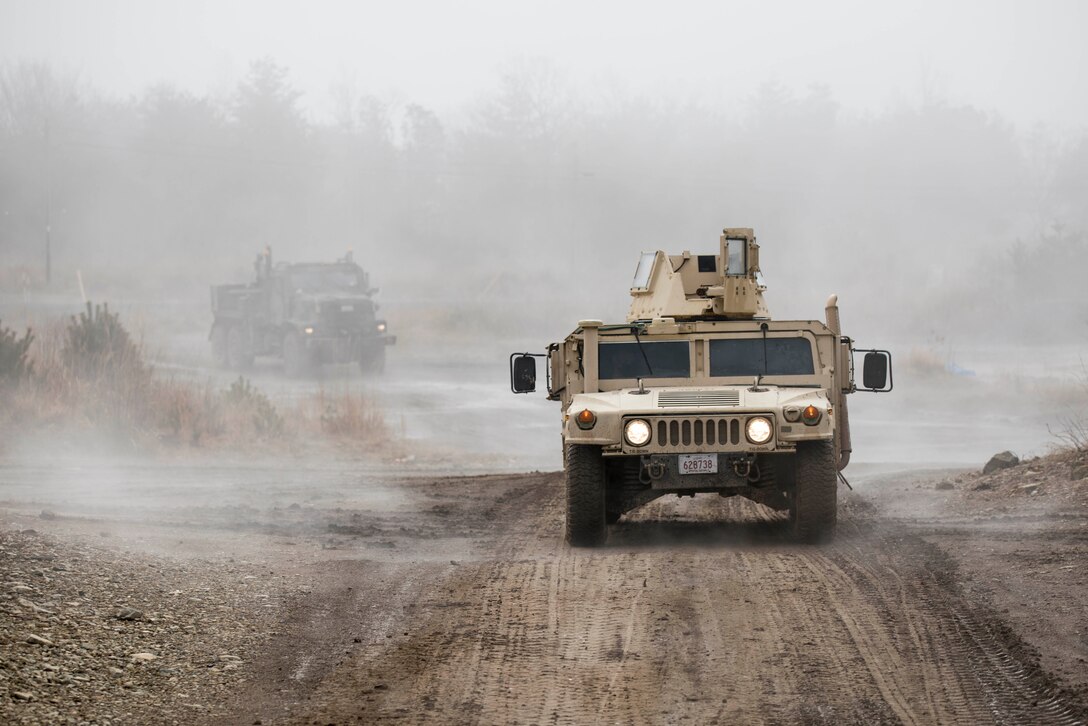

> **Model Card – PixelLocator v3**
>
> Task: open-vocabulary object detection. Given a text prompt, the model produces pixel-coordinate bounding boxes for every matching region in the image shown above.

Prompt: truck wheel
[210,325,228,367]
[790,441,837,543]
[283,332,311,378]
[226,326,253,370]
[359,347,386,375]
[566,444,607,547]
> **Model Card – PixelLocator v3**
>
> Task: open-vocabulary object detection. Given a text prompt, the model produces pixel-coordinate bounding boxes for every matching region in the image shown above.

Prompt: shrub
[225,376,284,436]
[0,321,33,381]
[1049,361,1088,452]
[61,302,146,382]
[154,381,223,446]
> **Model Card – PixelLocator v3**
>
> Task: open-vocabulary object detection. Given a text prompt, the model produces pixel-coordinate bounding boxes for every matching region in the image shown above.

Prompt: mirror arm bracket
[853,348,894,393]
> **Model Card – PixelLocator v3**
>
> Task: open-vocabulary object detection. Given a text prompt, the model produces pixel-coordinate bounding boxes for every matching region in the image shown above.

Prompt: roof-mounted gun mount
[627,227,769,322]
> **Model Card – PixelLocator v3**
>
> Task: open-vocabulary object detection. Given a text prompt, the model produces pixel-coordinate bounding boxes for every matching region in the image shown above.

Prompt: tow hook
[732,457,762,484]
[640,456,667,484]
[732,458,752,479]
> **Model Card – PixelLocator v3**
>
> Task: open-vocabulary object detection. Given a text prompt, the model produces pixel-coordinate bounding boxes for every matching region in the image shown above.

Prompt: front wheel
[790,441,838,543]
[359,346,386,375]
[565,444,607,547]
[283,331,312,378]
[210,324,228,368]
[226,326,253,370]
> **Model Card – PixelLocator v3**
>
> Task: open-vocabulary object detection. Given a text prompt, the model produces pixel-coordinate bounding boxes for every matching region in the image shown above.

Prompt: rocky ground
[0,526,288,725]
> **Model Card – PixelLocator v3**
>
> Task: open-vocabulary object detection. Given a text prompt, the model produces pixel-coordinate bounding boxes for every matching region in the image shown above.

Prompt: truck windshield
[599,341,690,379]
[290,268,362,292]
[709,338,814,377]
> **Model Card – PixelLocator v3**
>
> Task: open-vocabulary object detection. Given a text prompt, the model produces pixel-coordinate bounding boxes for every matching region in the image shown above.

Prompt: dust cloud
[0,1,1085,499]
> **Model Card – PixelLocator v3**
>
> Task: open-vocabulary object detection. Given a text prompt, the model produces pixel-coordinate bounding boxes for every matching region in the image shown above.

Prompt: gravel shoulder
[0,526,286,725]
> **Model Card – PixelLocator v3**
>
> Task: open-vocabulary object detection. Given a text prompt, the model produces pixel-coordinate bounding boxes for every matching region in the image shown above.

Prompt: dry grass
[1048,361,1088,453]
[310,388,388,439]
[0,305,392,454]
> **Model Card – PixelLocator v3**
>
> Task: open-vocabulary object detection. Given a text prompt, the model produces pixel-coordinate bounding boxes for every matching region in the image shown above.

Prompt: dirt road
[3,461,1087,725]
[227,470,1086,725]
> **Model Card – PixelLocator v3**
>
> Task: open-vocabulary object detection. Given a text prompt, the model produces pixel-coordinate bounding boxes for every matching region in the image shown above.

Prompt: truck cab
[211,249,396,376]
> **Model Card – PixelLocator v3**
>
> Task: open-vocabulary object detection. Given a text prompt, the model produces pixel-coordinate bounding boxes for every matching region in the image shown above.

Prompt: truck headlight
[745,416,773,444]
[624,419,652,447]
[376,322,387,333]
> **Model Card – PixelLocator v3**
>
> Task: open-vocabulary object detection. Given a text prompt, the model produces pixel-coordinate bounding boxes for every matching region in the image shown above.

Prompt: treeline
[0,58,1085,339]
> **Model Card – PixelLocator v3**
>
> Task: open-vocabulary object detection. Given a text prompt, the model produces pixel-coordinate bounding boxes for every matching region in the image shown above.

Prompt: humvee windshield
[709,338,814,376]
[599,341,689,379]
[290,267,362,293]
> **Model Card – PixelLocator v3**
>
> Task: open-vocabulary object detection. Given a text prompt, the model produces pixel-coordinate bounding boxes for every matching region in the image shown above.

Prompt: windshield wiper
[633,325,654,376]
[760,322,769,377]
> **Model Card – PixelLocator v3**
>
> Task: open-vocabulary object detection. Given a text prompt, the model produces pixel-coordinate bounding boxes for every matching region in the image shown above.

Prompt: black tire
[359,346,386,375]
[565,443,607,547]
[226,326,253,370]
[283,331,312,378]
[210,324,228,367]
[790,440,838,543]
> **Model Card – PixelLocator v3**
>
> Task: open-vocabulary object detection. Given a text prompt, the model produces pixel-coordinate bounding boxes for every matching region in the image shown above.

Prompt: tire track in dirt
[817,533,1083,725]
[257,476,1087,725]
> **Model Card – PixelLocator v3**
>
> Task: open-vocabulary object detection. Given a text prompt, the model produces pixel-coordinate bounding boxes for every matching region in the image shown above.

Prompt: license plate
[679,454,717,475]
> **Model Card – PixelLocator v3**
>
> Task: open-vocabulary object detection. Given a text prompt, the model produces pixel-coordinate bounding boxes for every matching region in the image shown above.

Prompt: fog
[3,10,1088,723]
[1,0,1086,470]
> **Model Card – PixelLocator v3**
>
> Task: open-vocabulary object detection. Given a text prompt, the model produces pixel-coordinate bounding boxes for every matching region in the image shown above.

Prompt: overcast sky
[1,0,1086,130]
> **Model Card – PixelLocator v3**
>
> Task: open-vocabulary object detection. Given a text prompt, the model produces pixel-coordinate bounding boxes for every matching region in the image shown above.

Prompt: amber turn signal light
[801,404,821,425]
[575,409,597,430]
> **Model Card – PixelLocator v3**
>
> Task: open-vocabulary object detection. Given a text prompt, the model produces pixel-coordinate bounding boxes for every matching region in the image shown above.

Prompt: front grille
[624,415,771,453]
[657,390,740,407]
[656,417,741,447]
[320,301,374,331]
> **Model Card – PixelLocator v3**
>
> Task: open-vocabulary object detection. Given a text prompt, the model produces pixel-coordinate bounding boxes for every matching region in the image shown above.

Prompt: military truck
[510,228,891,546]
[210,249,395,376]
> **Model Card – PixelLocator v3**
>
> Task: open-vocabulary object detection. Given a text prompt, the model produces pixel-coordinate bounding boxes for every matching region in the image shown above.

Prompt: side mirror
[510,354,538,394]
[860,350,893,392]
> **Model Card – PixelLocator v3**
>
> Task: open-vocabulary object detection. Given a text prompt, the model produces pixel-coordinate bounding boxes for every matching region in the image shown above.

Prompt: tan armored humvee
[510,228,892,546]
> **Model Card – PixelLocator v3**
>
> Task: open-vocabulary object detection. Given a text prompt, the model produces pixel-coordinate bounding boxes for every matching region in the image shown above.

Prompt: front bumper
[637,452,777,489]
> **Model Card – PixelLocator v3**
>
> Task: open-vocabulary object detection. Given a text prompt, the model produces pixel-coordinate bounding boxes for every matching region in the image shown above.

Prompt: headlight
[745,416,773,444]
[624,419,652,447]
[376,322,387,333]
[303,326,314,335]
